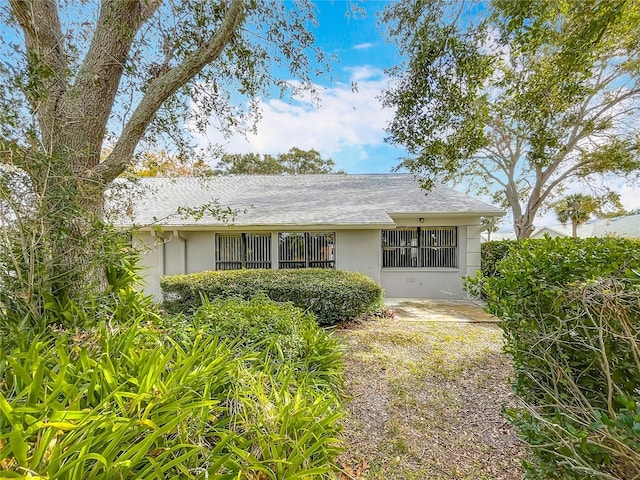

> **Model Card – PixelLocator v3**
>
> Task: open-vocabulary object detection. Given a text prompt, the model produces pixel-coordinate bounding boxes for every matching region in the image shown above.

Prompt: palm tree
[552,194,599,237]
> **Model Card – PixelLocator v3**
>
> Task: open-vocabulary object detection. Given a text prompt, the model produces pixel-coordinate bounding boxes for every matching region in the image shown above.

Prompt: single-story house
[124,174,504,299]
[530,214,640,239]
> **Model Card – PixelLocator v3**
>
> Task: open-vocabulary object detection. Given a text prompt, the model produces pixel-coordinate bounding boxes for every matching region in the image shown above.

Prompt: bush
[161,268,383,326]
[471,237,640,480]
[0,303,345,478]
[480,239,518,278]
[171,296,344,391]
[0,230,157,346]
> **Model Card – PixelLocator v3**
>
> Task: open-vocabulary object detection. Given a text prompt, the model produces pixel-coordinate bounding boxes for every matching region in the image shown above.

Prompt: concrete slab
[384,298,499,323]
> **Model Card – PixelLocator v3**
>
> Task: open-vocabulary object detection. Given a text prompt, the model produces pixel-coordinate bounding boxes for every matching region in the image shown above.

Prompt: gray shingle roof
[591,214,640,238]
[117,174,504,228]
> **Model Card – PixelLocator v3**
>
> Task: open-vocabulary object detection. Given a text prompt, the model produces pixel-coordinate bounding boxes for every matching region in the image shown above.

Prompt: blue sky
[191,0,639,230]
[193,1,408,174]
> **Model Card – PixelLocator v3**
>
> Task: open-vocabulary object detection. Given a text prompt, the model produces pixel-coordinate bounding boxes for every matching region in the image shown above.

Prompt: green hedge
[161,268,383,326]
[469,237,640,479]
[480,239,518,277]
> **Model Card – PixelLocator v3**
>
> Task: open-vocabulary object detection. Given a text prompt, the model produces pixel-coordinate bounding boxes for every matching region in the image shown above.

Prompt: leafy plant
[171,296,344,392]
[470,237,640,479]
[0,226,157,346]
[480,239,518,278]
[161,268,383,326]
[0,298,345,478]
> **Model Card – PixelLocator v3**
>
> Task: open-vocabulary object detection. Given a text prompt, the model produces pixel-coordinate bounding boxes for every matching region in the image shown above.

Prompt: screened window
[382,227,458,268]
[216,233,271,270]
[278,232,335,269]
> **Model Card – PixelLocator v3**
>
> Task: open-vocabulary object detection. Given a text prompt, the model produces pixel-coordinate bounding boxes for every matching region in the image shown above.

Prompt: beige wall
[335,230,381,283]
[132,232,163,299]
[379,216,483,299]
[134,218,484,301]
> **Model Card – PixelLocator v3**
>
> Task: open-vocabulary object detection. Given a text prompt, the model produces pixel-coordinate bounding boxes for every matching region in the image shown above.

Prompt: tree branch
[93,0,246,184]
[9,0,68,153]
[59,0,162,165]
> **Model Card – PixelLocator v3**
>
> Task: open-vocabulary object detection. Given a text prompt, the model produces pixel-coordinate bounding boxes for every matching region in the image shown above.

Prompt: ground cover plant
[336,316,524,480]
[0,267,345,478]
[468,237,640,479]
[161,268,383,326]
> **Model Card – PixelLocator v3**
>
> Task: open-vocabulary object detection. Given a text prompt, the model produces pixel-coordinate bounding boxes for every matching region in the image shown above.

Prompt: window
[278,232,335,269]
[216,233,271,270]
[382,227,457,268]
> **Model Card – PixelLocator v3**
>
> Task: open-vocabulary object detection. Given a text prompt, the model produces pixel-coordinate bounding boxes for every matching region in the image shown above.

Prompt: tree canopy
[214,147,345,175]
[381,0,640,238]
[131,150,213,177]
[0,0,329,300]
[551,191,623,237]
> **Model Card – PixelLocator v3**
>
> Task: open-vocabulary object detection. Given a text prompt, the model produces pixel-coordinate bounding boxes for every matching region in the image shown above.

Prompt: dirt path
[336,317,526,480]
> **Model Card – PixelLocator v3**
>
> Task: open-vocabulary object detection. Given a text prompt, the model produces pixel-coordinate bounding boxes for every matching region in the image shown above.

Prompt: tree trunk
[572,219,578,238]
[513,214,536,239]
[37,170,109,297]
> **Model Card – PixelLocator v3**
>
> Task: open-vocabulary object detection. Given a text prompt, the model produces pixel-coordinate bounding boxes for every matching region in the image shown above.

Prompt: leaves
[381,0,640,238]
[161,268,384,326]
[474,237,640,479]
[0,310,345,478]
[213,147,345,175]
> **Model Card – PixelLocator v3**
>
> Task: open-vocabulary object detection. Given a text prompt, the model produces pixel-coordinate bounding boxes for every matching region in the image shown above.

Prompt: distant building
[491,214,640,241]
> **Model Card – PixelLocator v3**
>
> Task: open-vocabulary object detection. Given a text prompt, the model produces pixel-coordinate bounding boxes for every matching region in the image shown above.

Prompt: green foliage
[129,150,213,177]
[470,237,640,479]
[381,0,640,238]
[0,220,157,344]
[170,296,344,391]
[1,0,331,318]
[551,192,624,237]
[161,268,384,326]
[479,240,518,278]
[213,147,345,175]
[0,298,344,478]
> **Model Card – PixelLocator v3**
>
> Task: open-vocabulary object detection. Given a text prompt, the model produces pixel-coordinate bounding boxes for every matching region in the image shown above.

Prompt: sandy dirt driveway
[335,301,526,480]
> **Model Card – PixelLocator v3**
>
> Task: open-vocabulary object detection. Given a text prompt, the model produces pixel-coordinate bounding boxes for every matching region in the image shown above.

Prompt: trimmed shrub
[471,237,640,480]
[161,268,383,326]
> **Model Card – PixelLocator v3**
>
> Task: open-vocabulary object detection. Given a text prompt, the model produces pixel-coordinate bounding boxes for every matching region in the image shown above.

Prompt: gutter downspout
[174,230,187,274]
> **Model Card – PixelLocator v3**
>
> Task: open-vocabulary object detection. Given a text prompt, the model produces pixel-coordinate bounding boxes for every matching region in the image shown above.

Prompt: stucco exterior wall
[134,218,484,301]
[132,232,163,299]
[335,230,381,283]
[180,231,216,273]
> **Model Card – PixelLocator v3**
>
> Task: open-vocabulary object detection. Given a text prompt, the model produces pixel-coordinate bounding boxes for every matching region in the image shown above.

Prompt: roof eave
[388,210,506,218]
[131,221,397,232]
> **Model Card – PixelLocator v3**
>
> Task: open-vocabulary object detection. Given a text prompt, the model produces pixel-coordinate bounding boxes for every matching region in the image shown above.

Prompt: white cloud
[353,42,374,50]
[191,66,393,165]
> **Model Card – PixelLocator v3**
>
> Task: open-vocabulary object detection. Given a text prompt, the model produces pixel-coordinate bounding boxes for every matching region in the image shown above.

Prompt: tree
[0,0,327,297]
[480,216,500,242]
[131,150,212,177]
[214,147,345,175]
[551,192,623,237]
[381,0,640,239]
[552,194,599,237]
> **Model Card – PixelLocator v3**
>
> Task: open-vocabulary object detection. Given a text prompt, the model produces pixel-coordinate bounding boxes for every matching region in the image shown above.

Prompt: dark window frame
[278,232,336,269]
[382,227,458,268]
[216,233,271,270]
